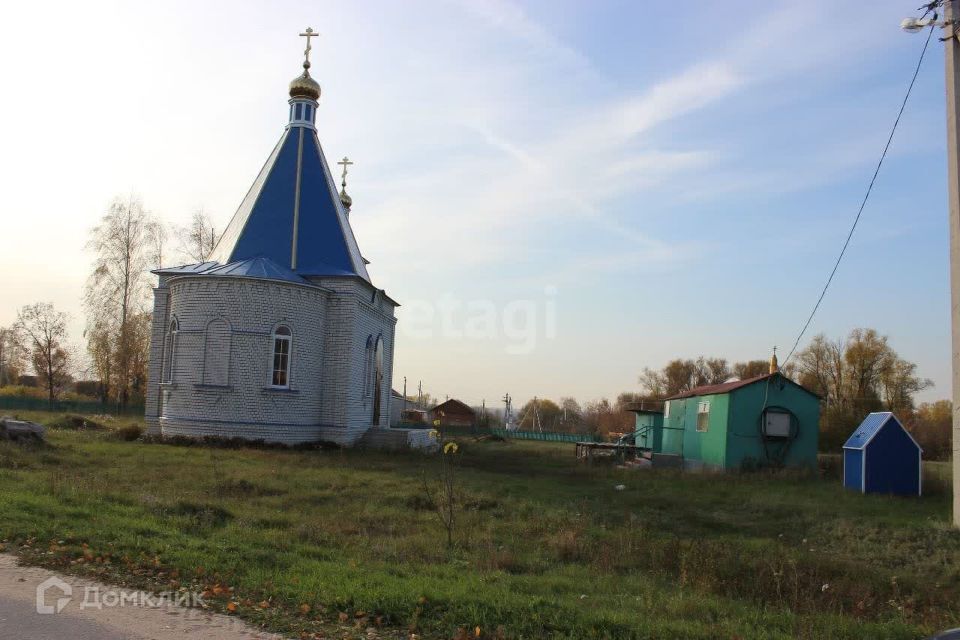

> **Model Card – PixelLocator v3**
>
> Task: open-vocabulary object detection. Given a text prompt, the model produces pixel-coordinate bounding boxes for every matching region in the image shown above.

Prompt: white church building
[145,31,410,447]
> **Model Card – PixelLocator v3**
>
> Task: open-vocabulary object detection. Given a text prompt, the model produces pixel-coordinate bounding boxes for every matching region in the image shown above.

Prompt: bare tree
[699,357,731,385]
[150,219,169,270]
[85,195,162,407]
[732,360,769,380]
[0,326,25,386]
[176,209,218,263]
[15,303,71,405]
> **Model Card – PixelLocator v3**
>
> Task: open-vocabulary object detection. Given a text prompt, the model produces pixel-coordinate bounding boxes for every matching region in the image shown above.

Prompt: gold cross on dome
[338,156,353,187]
[299,27,319,66]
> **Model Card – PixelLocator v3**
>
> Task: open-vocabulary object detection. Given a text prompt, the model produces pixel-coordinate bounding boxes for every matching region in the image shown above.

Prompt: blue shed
[842,412,922,496]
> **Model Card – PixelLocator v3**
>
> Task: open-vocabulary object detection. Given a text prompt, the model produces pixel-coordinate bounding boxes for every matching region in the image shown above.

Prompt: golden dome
[289,63,320,100]
[339,187,352,210]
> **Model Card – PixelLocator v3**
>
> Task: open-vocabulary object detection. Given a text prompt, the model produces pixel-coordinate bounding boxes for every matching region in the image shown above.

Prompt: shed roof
[623,401,664,415]
[664,372,820,401]
[843,412,922,451]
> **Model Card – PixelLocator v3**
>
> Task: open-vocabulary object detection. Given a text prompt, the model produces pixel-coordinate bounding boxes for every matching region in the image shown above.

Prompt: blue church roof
[203,257,311,283]
[154,257,311,286]
[206,72,370,281]
[843,412,921,451]
[153,261,220,275]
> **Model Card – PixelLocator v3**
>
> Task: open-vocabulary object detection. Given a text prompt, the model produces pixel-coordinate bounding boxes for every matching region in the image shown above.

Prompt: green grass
[0,410,958,639]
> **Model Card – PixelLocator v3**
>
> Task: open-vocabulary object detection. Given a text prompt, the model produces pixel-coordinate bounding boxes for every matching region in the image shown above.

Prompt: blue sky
[0,0,951,407]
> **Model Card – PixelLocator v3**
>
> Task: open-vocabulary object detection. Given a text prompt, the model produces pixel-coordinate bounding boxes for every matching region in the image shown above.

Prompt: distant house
[660,360,820,471]
[389,389,405,427]
[430,399,476,428]
[389,390,430,427]
[17,375,37,388]
[843,412,922,496]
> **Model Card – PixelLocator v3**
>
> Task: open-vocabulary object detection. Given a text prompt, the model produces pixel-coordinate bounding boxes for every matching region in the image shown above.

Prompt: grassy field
[0,411,958,639]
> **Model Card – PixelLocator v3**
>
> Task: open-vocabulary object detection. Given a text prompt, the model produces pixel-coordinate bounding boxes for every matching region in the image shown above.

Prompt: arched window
[162,318,178,383]
[372,336,384,424]
[203,318,231,386]
[363,335,373,397]
[271,325,292,388]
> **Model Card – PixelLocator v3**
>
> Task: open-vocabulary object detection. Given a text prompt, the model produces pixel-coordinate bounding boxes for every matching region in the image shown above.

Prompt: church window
[162,318,178,383]
[363,335,373,396]
[372,336,384,424]
[295,103,303,120]
[271,325,292,387]
[202,318,231,386]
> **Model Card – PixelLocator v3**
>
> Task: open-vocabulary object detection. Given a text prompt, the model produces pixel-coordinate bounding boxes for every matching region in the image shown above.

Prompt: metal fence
[438,425,600,443]
[0,396,145,417]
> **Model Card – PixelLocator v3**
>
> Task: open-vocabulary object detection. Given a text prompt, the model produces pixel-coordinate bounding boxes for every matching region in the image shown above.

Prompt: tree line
[502,329,944,456]
[0,197,219,408]
[632,329,941,456]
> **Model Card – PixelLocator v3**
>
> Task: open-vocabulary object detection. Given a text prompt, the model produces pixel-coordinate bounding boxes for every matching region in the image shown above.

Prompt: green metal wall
[725,379,820,469]
[633,412,663,450]
[661,394,729,467]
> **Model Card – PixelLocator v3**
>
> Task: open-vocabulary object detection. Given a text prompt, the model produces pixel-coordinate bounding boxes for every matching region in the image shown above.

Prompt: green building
[652,368,820,471]
[626,406,664,451]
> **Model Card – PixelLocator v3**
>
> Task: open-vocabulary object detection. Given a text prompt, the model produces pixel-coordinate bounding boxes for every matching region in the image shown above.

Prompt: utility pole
[944,0,960,528]
[903,0,960,527]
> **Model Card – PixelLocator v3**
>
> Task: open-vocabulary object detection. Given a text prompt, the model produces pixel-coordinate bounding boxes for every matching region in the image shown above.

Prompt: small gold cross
[299,27,319,66]
[338,156,354,187]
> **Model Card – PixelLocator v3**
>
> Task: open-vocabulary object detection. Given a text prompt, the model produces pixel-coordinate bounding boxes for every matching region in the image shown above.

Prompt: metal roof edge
[164,271,332,294]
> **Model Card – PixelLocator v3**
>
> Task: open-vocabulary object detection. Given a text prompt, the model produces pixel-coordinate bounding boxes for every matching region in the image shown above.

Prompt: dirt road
[0,554,283,639]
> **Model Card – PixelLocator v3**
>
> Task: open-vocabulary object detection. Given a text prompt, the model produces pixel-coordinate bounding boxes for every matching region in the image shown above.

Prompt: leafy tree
[518,398,561,430]
[15,303,72,405]
[85,196,162,406]
[0,326,25,387]
[910,400,951,460]
[795,328,931,450]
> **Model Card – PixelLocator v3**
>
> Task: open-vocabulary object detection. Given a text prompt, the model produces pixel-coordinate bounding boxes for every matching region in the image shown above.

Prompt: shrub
[214,478,284,497]
[818,454,842,481]
[111,424,143,442]
[922,465,951,497]
[0,385,45,399]
[155,501,234,532]
[47,414,105,431]
[0,440,36,470]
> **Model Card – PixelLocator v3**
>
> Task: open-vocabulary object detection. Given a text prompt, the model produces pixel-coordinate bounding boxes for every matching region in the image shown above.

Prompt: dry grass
[0,412,955,639]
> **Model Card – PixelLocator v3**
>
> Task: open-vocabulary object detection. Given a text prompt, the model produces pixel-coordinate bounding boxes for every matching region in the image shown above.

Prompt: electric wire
[781,22,937,367]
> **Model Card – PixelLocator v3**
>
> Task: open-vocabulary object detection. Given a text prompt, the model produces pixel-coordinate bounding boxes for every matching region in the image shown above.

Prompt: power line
[782,23,936,367]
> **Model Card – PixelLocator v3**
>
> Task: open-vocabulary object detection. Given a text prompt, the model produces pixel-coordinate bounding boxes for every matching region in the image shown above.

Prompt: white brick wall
[145,273,398,446]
